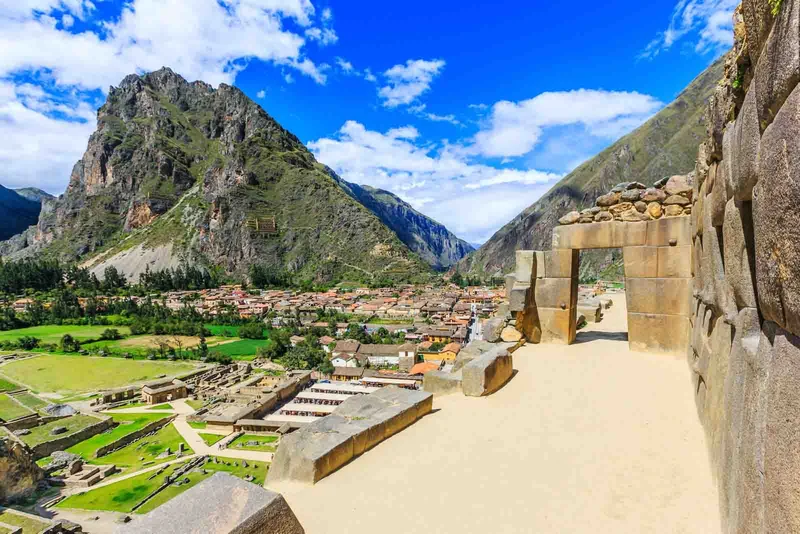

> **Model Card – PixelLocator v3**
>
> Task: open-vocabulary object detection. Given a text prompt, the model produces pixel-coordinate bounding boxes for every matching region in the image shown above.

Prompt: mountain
[0,185,43,241]
[0,68,472,285]
[331,174,474,269]
[457,56,725,280]
[13,188,54,203]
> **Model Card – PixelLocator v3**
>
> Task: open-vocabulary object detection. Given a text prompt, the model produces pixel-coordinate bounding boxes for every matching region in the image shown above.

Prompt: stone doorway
[511,217,693,354]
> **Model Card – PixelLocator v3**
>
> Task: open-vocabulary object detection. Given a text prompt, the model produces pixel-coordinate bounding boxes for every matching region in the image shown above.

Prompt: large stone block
[482,317,504,343]
[534,278,574,309]
[543,249,578,278]
[538,307,576,344]
[707,84,732,161]
[701,200,738,321]
[753,0,800,131]
[626,277,692,316]
[116,473,305,534]
[763,326,800,533]
[645,216,691,247]
[693,236,704,295]
[423,370,462,396]
[551,222,646,249]
[709,157,728,227]
[508,285,529,313]
[577,303,602,323]
[267,388,432,485]
[754,83,800,336]
[462,347,514,397]
[723,199,758,309]
[622,246,657,278]
[730,87,761,201]
[743,0,776,65]
[514,250,535,285]
[627,312,691,354]
[657,245,692,278]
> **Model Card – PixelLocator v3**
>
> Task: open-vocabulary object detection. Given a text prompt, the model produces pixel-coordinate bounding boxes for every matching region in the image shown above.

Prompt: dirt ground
[276,293,720,533]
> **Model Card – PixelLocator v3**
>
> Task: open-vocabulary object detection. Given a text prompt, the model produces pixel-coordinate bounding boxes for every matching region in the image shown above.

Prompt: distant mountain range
[457,56,725,280]
[0,186,52,241]
[0,68,471,284]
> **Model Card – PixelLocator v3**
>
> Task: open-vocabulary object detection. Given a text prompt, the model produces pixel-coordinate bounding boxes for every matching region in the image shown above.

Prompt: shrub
[100,328,122,341]
[239,323,265,340]
[18,336,40,350]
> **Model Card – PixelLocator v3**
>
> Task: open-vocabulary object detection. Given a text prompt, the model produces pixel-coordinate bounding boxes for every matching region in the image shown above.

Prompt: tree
[102,266,127,292]
[60,334,80,352]
[239,323,265,340]
[197,334,209,359]
[317,357,334,375]
[100,328,122,341]
[18,336,40,350]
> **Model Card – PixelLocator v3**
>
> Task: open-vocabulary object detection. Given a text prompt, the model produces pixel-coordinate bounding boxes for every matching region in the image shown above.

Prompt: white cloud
[308,120,561,242]
[61,13,74,28]
[468,103,488,110]
[640,0,737,59]
[363,68,377,83]
[474,89,662,158]
[305,26,337,46]
[335,57,354,73]
[256,89,266,98]
[378,58,445,108]
[284,72,295,84]
[409,103,460,125]
[321,7,332,21]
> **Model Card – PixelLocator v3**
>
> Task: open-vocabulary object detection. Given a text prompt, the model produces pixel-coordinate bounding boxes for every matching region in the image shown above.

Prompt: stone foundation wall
[689,1,800,531]
[29,415,112,460]
[94,415,176,458]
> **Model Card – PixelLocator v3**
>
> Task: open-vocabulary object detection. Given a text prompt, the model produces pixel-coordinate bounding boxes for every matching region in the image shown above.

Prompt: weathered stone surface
[702,198,738,321]
[693,236,704,295]
[268,388,432,485]
[453,340,495,371]
[608,202,634,217]
[754,83,800,335]
[634,201,647,213]
[723,199,758,309]
[709,159,728,227]
[482,317,505,343]
[626,277,692,316]
[423,369,463,396]
[514,250,535,285]
[743,0,776,65]
[647,202,662,219]
[620,208,649,222]
[665,175,693,198]
[500,326,522,343]
[664,194,690,206]
[577,303,601,323]
[730,86,761,201]
[558,211,580,225]
[628,312,691,354]
[462,347,513,397]
[653,176,670,188]
[664,205,683,217]
[534,278,574,310]
[657,245,692,278]
[763,326,800,533]
[753,0,800,131]
[508,285,528,313]
[620,189,643,203]
[552,221,647,249]
[594,211,613,222]
[641,187,667,203]
[535,250,546,279]
[538,307,576,344]
[623,246,658,278]
[646,216,691,246]
[118,472,305,534]
[596,191,621,207]
[707,85,733,160]
[542,249,578,278]
[578,216,594,224]
[695,141,710,187]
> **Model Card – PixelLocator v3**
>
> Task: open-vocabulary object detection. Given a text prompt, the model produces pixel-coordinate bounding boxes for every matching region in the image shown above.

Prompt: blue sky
[0,0,736,244]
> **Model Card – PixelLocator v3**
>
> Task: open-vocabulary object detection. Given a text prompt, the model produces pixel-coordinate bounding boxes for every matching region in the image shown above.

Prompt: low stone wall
[30,415,112,460]
[462,347,513,397]
[3,414,41,432]
[95,415,176,458]
[267,387,432,485]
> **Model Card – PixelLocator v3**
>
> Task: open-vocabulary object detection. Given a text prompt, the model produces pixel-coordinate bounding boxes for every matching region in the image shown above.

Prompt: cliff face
[458,57,725,279]
[331,173,474,269]
[3,68,458,284]
[0,185,42,241]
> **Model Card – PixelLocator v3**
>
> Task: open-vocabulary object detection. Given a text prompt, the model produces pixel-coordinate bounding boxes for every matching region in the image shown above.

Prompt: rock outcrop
[0,437,44,503]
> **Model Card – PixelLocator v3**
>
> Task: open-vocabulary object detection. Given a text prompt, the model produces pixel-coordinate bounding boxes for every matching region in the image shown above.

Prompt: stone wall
[30,415,112,460]
[689,1,800,531]
[94,415,176,458]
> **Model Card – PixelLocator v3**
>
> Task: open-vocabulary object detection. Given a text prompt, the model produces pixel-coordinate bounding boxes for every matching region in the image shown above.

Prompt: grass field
[198,433,224,446]
[204,324,241,337]
[94,423,192,473]
[208,338,271,360]
[0,377,20,392]
[0,325,132,345]
[187,421,206,429]
[0,393,33,421]
[185,399,204,410]
[20,414,99,447]
[66,413,170,459]
[0,354,197,394]
[58,457,268,514]
[0,509,50,534]
[147,403,173,411]
[12,392,49,411]
[228,434,279,452]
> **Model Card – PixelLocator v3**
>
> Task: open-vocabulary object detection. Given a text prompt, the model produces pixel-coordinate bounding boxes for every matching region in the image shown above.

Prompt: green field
[208,338,271,360]
[229,434,279,452]
[187,421,206,429]
[0,509,50,534]
[186,399,204,410]
[12,392,49,411]
[95,423,192,473]
[20,414,99,447]
[147,403,173,411]
[198,433,224,446]
[0,393,33,421]
[66,413,170,459]
[58,457,268,514]
[204,324,242,337]
[0,354,197,394]
[0,377,20,392]
[0,325,132,345]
